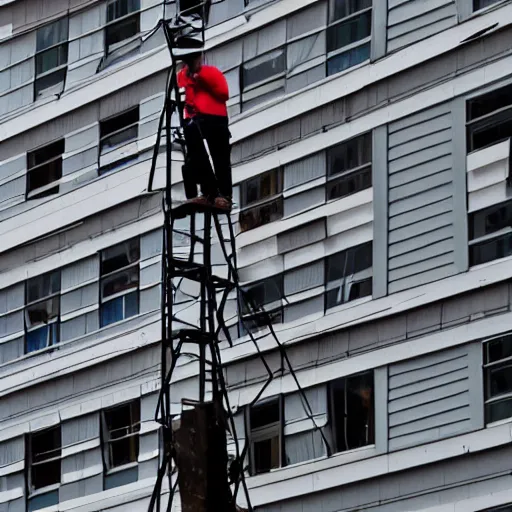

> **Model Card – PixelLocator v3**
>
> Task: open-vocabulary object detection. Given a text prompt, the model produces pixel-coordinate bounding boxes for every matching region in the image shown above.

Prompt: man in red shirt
[178,52,232,210]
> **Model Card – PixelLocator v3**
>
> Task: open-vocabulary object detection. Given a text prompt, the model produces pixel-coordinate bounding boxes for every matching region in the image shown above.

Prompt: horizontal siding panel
[389,114,451,147]
[389,142,452,174]
[388,0,456,52]
[388,252,453,281]
[389,103,452,134]
[388,263,457,293]
[389,212,453,244]
[389,129,452,161]
[388,346,472,449]
[388,225,453,258]
[389,169,452,202]
[388,184,452,217]
[389,238,454,269]
[389,155,452,187]
[389,198,452,231]
[389,367,468,400]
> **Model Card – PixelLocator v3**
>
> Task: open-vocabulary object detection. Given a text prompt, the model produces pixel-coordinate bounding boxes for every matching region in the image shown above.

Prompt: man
[178,52,232,210]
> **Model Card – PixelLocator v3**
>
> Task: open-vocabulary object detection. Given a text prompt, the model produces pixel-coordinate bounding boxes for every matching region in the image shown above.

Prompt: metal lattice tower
[146,2,332,510]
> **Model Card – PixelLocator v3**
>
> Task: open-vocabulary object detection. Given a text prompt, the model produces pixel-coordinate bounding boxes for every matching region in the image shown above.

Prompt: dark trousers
[182,114,232,200]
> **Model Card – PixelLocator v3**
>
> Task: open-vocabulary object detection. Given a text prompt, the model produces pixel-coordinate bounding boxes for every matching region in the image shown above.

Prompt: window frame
[98,106,140,174]
[34,18,69,101]
[105,0,142,55]
[27,425,62,497]
[99,238,140,328]
[248,396,283,475]
[101,399,141,473]
[26,139,65,200]
[24,270,61,355]
[329,370,375,454]
[483,333,512,425]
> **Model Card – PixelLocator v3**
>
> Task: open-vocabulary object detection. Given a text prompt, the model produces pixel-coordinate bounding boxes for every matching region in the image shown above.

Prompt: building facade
[1,0,512,510]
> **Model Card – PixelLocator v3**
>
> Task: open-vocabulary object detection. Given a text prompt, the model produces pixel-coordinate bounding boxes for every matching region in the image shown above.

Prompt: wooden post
[174,401,238,512]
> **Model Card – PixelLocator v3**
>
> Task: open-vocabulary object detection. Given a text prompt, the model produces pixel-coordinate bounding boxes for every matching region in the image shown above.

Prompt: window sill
[29,483,60,499]
[468,253,512,272]
[469,0,511,19]
[106,461,138,476]
[486,416,512,428]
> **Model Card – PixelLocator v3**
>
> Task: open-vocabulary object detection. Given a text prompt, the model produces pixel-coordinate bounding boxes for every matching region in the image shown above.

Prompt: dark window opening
[330,371,374,453]
[325,242,373,310]
[100,239,140,327]
[326,10,372,53]
[327,43,370,76]
[329,0,372,23]
[327,167,372,200]
[249,398,282,475]
[473,0,502,12]
[469,200,512,266]
[103,400,141,468]
[106,0,141,52]
[239,308,283,337]
[467,83,512,152]
[27,140,64,199]
[242,48,286,90]
[484,334,512,424]
[239,169,283,232]
[35,18,68,100]
[241,275,283,315]
[30,426,61,491]
[99,107,140,173]
[25,271,61,354]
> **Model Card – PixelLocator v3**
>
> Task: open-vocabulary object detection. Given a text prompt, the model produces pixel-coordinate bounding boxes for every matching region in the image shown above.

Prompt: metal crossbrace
[146,3,332,510]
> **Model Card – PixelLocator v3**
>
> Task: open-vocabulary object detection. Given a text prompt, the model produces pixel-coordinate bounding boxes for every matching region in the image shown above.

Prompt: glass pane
[124,290,139,318]
[32,426,61,463]
[242,49,286,90]
[467,82,512,122]
[327,11,372,53]
[331,371,374,453]
[241,275,283,314]
[109,435,139,467]
[107,0,141,22]
[468,110,512,152]
[486,334,512,364]
[253,436,280,474]
[36,44,68,76]
[327,166,372,200]
[101,239,140,276]
[347,277,372,301]
[25,298,59,329]
[469,200,512,240]
[486,397,512,424]
[241,169,281,208]
[488,364,512,398]
[330,0,372,23]
[101,296,124,327]
[28,140,65,169]
[239,197,283,232]
[469,233,512,266]
[27,158,62,194]
[101,107,139,140]
[352,242,373,274]
[106,15,140,48]
[473,0,502,12]
[101,266,139,299]
[32,459,61,490]
[327,42,370,76]
[105,401,140,437]
[101,126,138,154]
[27,271,61,303]
[26,325,50,353]
[35,68,67,99]
[36,18,68,52]
[328,133,372,177]
[325,285,344,309]
[251,399,280,429]
[241,309,282,335]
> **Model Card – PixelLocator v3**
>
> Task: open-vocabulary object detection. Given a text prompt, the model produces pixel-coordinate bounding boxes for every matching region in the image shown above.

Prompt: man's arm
[195,66,229,102]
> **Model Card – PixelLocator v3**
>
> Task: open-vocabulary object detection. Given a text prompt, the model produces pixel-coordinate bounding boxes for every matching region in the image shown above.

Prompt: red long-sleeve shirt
[177,65,229,118]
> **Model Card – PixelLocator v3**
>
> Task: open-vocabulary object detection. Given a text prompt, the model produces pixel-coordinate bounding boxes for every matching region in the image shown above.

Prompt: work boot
[214,196,232,211]
[186,195,210,206]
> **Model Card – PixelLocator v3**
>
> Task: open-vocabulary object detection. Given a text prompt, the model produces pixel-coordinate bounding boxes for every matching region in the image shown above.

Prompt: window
[26,139,65,199]
[28,426,61,510]
[102,400,141,469]
[99,107,139,173]
[100,238,140,327]
[249,398,282,475]
[473,0,502,11]
[242,48,286,90]
[240,274,283,335]
[35,18,68,100]
[325,242,372,310]
[106,0,141,53]
[469,200,512,266]
[467,83,512,153]
[327,132,372,201]
[24,271,61,354]
[484,334,512,424]
[327,0,372,76]
[239,169,283,232]
[330,370,374,453]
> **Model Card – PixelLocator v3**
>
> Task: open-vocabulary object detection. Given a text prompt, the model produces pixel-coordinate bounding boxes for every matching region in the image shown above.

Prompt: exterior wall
[1,0,512,510]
